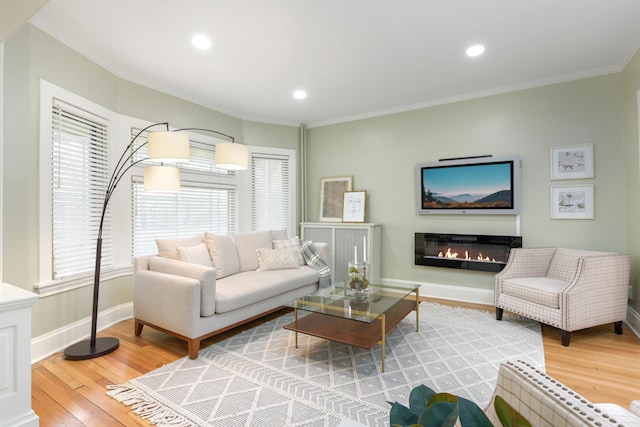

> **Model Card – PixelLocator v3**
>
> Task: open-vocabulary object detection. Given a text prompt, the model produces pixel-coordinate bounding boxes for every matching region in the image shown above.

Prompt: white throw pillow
[204,232,240,279]
[176,242,213,267]
[257,248,299,271]
[156,234,203,259]
[273,237,305,266]
[232,231,273,272]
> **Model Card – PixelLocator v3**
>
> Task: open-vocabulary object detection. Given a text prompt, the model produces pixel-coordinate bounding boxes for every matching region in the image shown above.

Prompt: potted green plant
[389,384,531,427]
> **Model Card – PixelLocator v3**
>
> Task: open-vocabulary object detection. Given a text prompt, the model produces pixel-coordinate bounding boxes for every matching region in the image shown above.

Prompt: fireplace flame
[438,248,496,262]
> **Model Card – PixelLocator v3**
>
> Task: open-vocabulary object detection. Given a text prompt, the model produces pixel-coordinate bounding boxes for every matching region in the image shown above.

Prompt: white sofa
[485,360,640,427]
[133,230,329,358]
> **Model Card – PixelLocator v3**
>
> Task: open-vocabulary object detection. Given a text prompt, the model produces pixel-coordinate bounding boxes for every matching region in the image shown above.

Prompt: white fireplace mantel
[0,283,39,427]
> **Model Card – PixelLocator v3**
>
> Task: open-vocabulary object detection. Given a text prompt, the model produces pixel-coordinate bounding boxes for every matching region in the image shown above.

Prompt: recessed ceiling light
[192,34,212,50]
[466,44,485,57]
[293,90,307,100]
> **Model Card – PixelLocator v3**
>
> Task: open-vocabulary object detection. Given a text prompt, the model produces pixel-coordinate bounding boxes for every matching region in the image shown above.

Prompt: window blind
[131,132,238,257]
[51,99,112,279]
[251,153,290,232]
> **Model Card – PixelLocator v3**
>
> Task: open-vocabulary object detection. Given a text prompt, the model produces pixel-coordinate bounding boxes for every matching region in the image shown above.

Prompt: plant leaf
[419,401,459,427]
[458,396,494,427]
[494,396,532,427]
[409,384,437,414]
[389,401,419,426]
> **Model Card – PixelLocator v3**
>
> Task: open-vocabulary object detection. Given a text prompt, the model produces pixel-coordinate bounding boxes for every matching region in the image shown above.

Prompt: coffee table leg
[415,287,420,332]
[381,313,386,373]
[294,308,299,348]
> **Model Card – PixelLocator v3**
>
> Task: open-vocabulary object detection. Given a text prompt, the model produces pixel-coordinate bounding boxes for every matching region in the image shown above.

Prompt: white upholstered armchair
[495,247,630,346]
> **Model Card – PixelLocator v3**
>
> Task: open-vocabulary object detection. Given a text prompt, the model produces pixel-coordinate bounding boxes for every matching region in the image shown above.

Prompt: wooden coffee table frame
[284,287,419,372]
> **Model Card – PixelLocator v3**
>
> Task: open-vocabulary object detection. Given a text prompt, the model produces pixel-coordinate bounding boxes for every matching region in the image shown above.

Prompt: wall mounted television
[417,155,521,215]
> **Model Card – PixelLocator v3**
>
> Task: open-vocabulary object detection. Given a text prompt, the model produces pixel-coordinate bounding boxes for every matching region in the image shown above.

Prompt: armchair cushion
[502,277,567,309]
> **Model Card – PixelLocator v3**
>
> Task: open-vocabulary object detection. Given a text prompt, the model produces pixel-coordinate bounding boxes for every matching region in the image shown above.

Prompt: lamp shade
[216,142,249,170]
[143,165,181,191]
[147,131,190,163]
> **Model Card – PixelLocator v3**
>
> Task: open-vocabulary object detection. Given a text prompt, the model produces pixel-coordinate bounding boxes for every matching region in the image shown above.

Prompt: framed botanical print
[550,144,594,180]
[550,184,594,219]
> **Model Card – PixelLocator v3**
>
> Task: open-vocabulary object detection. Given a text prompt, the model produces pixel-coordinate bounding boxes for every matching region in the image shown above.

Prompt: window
[51,100,112,279]
[251,152,291,232]
[131,131,238,257]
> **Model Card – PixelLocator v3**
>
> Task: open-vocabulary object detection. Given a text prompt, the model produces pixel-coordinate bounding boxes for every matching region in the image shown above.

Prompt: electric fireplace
[414,232,522,272]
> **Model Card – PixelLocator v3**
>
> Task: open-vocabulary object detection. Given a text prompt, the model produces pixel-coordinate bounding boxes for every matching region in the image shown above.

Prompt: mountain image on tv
[423,189,512,209]
[421,162,514,210]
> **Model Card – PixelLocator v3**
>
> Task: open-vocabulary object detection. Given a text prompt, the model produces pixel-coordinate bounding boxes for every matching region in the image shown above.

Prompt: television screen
[417,156,521,215]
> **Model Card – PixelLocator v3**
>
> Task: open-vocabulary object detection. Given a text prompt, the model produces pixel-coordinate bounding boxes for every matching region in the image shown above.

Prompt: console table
[0,283,39,427]
[300,222,381,283]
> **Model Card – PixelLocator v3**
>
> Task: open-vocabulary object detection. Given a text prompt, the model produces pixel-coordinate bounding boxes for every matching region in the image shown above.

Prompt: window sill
[34,265,133,297]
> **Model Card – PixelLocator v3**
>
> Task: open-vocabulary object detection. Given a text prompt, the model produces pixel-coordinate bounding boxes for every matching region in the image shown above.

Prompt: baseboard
[626,305,640,340]
[380,278,494,305]
[31,302,133,364]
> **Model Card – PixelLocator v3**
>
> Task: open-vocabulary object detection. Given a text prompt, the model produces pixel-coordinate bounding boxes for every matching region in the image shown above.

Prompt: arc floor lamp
[63,122,248,360]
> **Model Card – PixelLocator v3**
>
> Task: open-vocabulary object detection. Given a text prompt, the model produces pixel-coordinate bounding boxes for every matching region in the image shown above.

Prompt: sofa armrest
[133,269,201,337]
[485,360,629,427]
[563,253,630,329]
[313,242,331,269]
[145,256,217,317]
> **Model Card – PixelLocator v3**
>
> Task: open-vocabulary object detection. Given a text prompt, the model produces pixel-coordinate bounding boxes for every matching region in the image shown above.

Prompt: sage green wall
[623,49,640,313]
[306,74,626,291]
[2,24,299,338]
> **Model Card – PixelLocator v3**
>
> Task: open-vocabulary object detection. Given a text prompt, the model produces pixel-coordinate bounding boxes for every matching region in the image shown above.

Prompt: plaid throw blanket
[301,240,331,288]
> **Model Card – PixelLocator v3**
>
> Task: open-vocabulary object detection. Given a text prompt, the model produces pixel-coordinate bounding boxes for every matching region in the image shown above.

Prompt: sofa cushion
[204,232,240,279]
[156,234,203,259]
[232,230,273,272]
[177,242,213,267]
[271,229,289,241]
[215,267,318,314]
[273,237,305,266]
[502,277,567,309]
[257,248,299,271]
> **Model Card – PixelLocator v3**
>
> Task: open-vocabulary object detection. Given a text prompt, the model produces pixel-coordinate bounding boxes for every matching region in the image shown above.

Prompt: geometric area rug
[107,302,544,427]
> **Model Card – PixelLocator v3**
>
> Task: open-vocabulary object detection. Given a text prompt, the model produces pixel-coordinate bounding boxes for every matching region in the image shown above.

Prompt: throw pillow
[176,242,213,267]
[257,248,299,271]
[232,230,273,272]
[271,229,289,241]
[203,232,240,279]
[273,237,305,266]
[156,234,203,259]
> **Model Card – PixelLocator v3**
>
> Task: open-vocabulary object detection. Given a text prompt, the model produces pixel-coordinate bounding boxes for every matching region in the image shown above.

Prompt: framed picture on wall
[319,176,353,222]
[342,191,366,222]
[550,143,594,180]
[550,184,594,219]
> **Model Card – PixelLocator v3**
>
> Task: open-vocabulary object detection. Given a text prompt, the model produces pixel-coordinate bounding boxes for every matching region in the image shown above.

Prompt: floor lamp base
[64,337,120,360]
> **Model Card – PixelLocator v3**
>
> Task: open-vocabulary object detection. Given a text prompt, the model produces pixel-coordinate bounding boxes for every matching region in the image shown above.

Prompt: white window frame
[238,146,297,236]
[37,81,123,296]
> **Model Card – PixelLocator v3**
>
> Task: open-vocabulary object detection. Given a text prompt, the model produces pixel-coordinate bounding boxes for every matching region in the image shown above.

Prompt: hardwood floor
[32,299,640,426]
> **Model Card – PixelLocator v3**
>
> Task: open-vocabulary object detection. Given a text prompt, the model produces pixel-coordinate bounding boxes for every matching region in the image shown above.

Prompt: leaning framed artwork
[550,184,594,219]
[342,191,366,223]
[550,143,594,180]
[318,176,353,222]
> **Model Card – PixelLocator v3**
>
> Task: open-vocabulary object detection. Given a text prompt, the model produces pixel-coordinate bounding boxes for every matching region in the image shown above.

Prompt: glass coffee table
[283,282,420,372]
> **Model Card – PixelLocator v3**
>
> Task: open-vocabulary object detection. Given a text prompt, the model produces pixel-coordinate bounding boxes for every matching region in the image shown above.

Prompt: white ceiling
[28,0,640,128]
